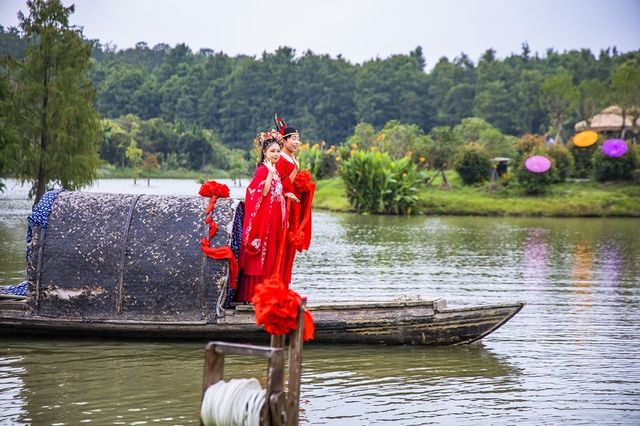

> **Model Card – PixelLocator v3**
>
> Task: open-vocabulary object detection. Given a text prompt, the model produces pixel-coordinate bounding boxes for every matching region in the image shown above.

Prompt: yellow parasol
[572,130,599,147]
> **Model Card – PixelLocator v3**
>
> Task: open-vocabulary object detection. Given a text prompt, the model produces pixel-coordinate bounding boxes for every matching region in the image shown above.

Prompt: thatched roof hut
[575,105,640,132]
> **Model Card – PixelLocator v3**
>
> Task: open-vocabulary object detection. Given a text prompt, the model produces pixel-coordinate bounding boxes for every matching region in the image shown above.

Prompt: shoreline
[4,176,639,218]
[313,177,640,218]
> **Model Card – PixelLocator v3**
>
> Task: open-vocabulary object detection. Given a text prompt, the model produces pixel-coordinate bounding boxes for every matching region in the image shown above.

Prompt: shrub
[340,150,420,214]
[377,120,431,166]
[592,141,639,182]
[546,143,574,183]
[426,126,463,171]
[453,117,514,158]
[516,151,555,195]
[568,141,597,178]
[455,143,491,185]
[344,121,432,169]
[298,141,338,180]
[514,134,545,165]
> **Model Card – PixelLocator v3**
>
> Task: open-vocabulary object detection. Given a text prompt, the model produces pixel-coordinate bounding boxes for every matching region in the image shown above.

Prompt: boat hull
[0,299,523,345]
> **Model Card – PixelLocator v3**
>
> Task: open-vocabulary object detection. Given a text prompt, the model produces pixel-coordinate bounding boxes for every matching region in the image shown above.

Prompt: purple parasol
[524,155,551,173]
[602,139,628,158]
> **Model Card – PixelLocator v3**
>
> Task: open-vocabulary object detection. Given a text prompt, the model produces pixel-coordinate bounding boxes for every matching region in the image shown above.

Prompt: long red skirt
[235,202,284,303]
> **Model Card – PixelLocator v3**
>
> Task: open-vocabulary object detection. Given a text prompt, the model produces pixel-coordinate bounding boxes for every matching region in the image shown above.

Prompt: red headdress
[274,114,287,136]
[274,114,299,139]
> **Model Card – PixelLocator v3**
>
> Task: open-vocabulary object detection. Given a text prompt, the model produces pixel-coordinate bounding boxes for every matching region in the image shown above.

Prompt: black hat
[283,126,299,138]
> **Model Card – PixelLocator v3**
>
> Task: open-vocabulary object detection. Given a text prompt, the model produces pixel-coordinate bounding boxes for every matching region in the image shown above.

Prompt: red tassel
[208,222,218,238]
[198,179,236,287]
[200,241,238,289]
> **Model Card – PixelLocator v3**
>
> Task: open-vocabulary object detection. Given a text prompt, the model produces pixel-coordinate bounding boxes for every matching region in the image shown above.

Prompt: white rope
[201,378,266,426]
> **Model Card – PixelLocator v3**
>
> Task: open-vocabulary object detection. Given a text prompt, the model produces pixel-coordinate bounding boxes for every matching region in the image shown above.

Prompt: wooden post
[200,303,306,425]
[286,301,306,426]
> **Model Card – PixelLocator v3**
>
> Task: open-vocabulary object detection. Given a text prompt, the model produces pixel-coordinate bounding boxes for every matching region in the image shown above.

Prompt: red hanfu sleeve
[243,165,269,255]
[276,158,295,194]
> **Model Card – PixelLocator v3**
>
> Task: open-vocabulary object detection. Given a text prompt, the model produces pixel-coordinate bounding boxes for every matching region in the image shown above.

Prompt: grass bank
[314,176,640,217]
[97,166,245,180]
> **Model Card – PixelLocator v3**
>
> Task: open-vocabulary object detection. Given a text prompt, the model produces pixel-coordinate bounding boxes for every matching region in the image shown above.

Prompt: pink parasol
[601,139,628,158]
[524,155,551,174]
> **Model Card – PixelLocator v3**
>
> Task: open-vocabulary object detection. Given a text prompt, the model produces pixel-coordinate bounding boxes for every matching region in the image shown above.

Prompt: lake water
[1,179,639,425]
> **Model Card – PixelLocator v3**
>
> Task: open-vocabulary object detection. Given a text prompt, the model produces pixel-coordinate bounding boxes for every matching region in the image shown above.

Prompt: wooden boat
[0,191,523,345]
[0,297,523,344]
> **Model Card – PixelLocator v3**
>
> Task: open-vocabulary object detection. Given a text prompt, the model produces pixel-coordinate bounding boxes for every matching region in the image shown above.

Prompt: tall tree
[0,72,20,192]
[540,72,579,143]
[611,59,640,139]
[576,79,609,127]
[4,0,100,203]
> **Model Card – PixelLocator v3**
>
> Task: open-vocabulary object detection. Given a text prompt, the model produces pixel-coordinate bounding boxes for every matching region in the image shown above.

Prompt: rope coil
[201,378,265,426]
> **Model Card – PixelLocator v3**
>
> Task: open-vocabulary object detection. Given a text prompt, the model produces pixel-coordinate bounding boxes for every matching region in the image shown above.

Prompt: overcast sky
[1,0,639,68]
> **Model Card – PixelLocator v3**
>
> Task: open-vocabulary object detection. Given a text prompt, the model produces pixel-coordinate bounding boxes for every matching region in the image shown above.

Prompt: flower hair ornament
[253,129,283,156]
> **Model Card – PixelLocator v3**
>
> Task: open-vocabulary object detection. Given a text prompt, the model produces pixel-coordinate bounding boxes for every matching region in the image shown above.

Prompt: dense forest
[1,24,639,171]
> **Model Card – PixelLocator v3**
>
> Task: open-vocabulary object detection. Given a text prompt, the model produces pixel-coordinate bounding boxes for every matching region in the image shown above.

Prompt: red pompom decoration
[303,309,315,341]
[293,170,314,193]
[199,180,230,198]
[252,275,315,341]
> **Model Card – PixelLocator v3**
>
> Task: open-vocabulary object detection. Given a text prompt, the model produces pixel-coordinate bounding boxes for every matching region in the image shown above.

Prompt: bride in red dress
[235,131,299,302]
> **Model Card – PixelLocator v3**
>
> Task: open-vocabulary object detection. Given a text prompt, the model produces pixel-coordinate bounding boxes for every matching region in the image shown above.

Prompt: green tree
[540,72,579,144]
[576,79,609,126]
[429,54,476,127]
[376,120,431,165]
[124,138,142,184]
[141,152,159,186]
[513,69,546,134]
[95,65,146,117]
[355,53,432,130]
[125,138,143,167]
[611,60,640,138]
[99,119,130,167]
[455,143,491,185]
[454,117,513,158]
[177,131,213,170]
[345,122,377,153]
[3,0,100,203]
[0,72,20,192]
[0,25,26,59]
[426,126,463,187]
[473,80,519,134]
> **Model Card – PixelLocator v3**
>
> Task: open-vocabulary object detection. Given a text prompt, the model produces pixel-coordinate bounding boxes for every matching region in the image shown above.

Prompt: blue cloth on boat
[0,281,28,296]
[225,203,245,307]
[26,189,65,261]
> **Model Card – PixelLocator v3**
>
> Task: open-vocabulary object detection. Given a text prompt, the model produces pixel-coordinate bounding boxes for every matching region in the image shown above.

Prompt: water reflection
[0,339,519,425]
[571,241,593,297]
[523,228,549,287]
[598,241,623,286]
[301,344,521,425]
